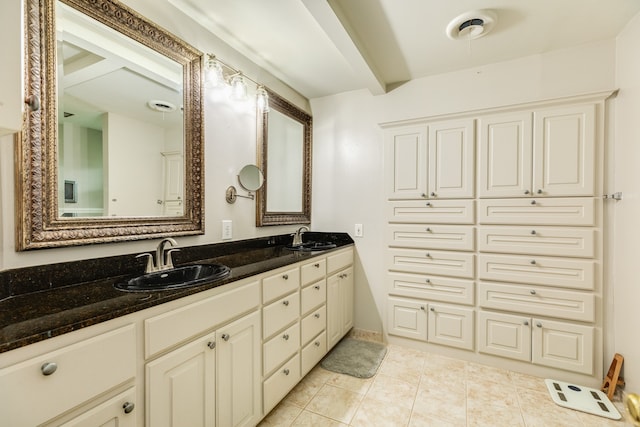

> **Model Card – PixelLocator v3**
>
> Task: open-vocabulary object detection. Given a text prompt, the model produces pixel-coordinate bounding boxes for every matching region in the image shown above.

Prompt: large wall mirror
[256,89,311,226]
[16,0,204,250]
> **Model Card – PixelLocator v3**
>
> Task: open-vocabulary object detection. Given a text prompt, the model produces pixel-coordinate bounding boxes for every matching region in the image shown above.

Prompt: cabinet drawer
[301,259,326,286]
[388,272,474,305]
[478,281,595,322]
[427,303,474,350]
[0,325,136,427]
[478,310,531,362]
[478,226,595,257]
[301,279,326,314]
[388,224,475,251]
[478,198,595,226]
[301,305,326,345]
[263,354,301,414]
[478,254,594,290]
[57,386,137,427]
[388,248,475,279]
[388,200,475,224]
[263,291,300,338]
[146,280,260,358]
[301,331,327,376]
[327,248,354,274]
[263,267,300,303]
[532,318,594,375]
[263,323,300,376]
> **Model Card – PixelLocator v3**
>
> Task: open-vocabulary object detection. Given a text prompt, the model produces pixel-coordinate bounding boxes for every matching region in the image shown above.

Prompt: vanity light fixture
[205,53,270,112]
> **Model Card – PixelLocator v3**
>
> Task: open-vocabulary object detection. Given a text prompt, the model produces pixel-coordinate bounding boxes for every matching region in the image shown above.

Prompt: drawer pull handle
[536,322,542,328]
[41,362,57,376]
[425,202,432,207]
[531,230,536,235]
[123,402,135,414]
[314,285,320,290]
[207,341,216,349]
[282,274,289,280]
[523,320,529,326]
[283,334,290,340]
[314,341,321,347]
[524,190,530,195]
[530,290,537,295]
[537,189,543,194]
[222,333,230,341]
[530,260,536,265]
[283,368,290,376]
[314,263,320,268]
[531,200,537,205]
[282,300,290,306]
[314,313,321,319]
[430,192,436,197]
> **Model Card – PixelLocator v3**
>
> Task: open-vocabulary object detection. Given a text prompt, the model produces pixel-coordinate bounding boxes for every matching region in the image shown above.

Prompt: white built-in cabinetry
[0,246,354,426]
[383,92,612,384]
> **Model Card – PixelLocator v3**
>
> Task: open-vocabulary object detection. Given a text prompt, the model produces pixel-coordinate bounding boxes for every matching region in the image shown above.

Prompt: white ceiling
[169,0,640,99]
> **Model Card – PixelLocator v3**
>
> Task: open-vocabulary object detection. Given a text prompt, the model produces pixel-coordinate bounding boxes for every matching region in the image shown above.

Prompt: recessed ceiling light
[446,10,497,41]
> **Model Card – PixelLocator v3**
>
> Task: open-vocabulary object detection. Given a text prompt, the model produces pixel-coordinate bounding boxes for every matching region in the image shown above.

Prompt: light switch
[222,220,232,240]
[354,223,363,237]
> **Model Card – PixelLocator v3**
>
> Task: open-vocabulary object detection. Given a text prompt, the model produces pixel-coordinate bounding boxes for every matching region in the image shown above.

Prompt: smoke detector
[147,100,177,113]
[446,10,497,40]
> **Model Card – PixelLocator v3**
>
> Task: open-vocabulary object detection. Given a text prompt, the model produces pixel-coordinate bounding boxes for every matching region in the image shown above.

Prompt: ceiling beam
[301,0,386,95]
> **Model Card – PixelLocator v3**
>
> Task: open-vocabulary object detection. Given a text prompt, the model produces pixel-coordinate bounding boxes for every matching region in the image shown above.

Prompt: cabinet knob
[283,334,290,340]
[430,307,435,312]
[314,285,320,290]
[530,290,537,295]
[536,322,542,328]
[425,278,431,284]
[25,94,40,111]
[523,320,529,326]
[425,202,432,207]
[430,192,436,197]
[421,193,427,198]
[314,341,321,347]
[123,401,135,414]
[207,341,216,349]
[314,313,321,319]
[537,189,543,194]
[222,333,230,341]
[282,300,290,306]
[524,190,530,195]
[314,263,320,268]
[426,227,432,232]
[41,362,57,376]
[420,306,425,310]
[531,230,537,235]
[425,253,431,258]
[530,260,536,265]
[283,368,290,376]
[282,274,289,280]
[531,200,537,205]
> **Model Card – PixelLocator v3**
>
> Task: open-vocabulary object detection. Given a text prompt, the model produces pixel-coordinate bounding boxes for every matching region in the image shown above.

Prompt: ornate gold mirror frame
[256,89,312,226]
[16,0,204,250]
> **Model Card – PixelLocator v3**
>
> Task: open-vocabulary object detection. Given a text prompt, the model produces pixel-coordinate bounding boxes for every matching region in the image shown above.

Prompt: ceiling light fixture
[446,10,497,41]
[205,53,270,112]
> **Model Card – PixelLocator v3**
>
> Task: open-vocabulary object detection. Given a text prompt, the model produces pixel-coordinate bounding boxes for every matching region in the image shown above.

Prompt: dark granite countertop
[0,232,354,354]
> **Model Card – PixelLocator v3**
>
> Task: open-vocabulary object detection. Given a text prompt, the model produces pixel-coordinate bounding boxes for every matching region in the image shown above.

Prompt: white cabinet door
[533,104,595,197]
[146,335,216,427]
[478,112,533,198]
[428,119,475,199]
[427,303,474,350]
[531,318,594,375]
[217,311,262,427]
[387,296,427,340]
[478,310,531,362]
[326,267,354,349]
[385,125,428,199]
[59,388,137,427]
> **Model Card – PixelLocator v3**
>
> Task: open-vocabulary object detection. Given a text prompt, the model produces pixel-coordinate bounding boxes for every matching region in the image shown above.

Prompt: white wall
[311,39,618,366]
[614,12,640,394]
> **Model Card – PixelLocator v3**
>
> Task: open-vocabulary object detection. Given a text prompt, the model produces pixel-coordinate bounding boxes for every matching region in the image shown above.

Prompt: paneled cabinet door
[427,303,474,350]
[478,310,531,362]
[478,112,533,198]
[531,318,594,375]
[533,104,595,197]
[387,296,427,340]
[327,266,355,349]
[385,125,428,199]
[428,118,475,199]
[146,335,216,427]
[217,311,262,427]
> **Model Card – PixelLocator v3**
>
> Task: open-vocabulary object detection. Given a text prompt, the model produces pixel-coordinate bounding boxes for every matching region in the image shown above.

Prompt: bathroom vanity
[0,233,354,426]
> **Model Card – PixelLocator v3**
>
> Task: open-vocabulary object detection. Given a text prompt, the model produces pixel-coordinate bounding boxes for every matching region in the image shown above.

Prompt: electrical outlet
[354,223,363,237]
[222,220,232,240]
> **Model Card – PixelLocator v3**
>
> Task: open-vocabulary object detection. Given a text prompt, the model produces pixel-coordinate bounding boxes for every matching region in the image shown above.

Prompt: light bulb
[205,55,225,88]
[229,74,248,101]
[256,85,270,112]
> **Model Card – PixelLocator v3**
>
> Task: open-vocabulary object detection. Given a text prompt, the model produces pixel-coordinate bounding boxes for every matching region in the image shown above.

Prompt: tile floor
[259,343,632,426]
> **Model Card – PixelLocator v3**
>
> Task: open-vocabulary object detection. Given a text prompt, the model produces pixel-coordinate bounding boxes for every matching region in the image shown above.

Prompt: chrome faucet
[136,237,179,273]
[291,226,310,246]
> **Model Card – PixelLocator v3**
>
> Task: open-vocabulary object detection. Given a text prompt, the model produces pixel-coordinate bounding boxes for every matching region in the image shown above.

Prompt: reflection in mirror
[256,89,311,226]
[16,0,204,250]
[225,165,264,204]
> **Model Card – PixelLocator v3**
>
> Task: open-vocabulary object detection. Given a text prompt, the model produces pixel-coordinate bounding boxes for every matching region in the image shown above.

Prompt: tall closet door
[428,119,475,199]
[385,126,428,199]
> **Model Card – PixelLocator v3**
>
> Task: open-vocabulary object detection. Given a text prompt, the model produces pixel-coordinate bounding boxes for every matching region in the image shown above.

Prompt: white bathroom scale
[545,379,621,420]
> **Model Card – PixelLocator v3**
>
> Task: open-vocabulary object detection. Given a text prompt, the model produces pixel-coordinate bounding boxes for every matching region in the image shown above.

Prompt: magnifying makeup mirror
[226,165,264,203]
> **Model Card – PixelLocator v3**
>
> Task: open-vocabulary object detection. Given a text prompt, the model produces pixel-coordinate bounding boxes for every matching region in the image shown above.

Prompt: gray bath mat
[321,338,387,378]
